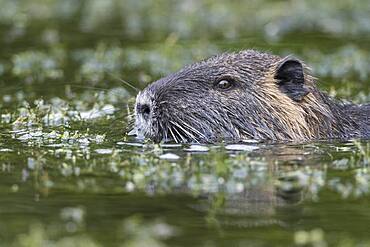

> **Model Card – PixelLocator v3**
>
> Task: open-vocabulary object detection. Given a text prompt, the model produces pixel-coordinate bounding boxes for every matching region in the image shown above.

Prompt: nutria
[130,49,370,143]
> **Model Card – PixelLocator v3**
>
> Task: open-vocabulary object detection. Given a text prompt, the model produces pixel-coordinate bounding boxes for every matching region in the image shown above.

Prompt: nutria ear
[274,57,310,102]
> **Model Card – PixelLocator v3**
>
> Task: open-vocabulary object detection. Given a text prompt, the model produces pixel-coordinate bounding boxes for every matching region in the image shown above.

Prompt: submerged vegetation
[0,0,369,246]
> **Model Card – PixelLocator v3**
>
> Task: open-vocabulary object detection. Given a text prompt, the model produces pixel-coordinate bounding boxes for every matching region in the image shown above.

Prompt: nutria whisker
[168,126,179,143]
[171,125,187,143]
[169,120,199,143]
[181,121,207,140]
[107,72,140,93]
[68,85,111,91]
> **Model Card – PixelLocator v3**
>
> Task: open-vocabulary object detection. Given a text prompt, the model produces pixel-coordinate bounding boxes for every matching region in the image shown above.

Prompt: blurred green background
[0,0,369,99]
[0,1,370,246]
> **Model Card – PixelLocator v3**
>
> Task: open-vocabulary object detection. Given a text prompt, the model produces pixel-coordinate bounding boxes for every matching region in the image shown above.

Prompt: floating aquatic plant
[11,48,66,83]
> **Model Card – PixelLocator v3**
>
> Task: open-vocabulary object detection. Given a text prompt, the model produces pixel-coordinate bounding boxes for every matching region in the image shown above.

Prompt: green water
[0,1,370,246]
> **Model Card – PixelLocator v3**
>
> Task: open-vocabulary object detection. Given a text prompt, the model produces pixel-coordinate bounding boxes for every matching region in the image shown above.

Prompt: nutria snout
[131,49,370,143]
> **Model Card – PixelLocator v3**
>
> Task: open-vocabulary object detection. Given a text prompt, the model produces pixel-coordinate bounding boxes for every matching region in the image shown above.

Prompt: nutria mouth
[130,49,370,143]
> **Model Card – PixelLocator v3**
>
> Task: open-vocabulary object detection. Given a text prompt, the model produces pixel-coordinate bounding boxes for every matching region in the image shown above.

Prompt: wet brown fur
[133,49,370,143]
[259,61,355,140]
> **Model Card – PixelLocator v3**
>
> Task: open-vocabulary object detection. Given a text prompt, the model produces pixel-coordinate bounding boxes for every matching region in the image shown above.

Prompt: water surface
[0,1,369,246]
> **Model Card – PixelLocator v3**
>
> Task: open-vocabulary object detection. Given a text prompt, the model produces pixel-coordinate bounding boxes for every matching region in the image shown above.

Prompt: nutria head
[131,49,357,143]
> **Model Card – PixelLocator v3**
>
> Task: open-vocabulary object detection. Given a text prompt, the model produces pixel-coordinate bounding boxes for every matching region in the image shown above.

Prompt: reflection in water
[192,168,306,229]
[0,1,369,245]
[0,135,369,245]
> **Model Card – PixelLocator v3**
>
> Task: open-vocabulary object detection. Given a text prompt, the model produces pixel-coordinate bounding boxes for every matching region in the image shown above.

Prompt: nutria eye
[216,79,234,90]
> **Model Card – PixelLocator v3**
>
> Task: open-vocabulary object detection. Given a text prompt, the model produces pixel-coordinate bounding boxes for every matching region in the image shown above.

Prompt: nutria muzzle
[130,49,370,143]
[130,90,165,142]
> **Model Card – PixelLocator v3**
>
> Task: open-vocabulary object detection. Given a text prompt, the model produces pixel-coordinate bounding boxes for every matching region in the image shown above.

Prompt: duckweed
[0,0,369,246]
[11,48,66,83]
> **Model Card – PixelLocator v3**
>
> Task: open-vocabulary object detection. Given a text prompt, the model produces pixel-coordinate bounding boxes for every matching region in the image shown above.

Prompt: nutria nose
[137,103,151,119]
